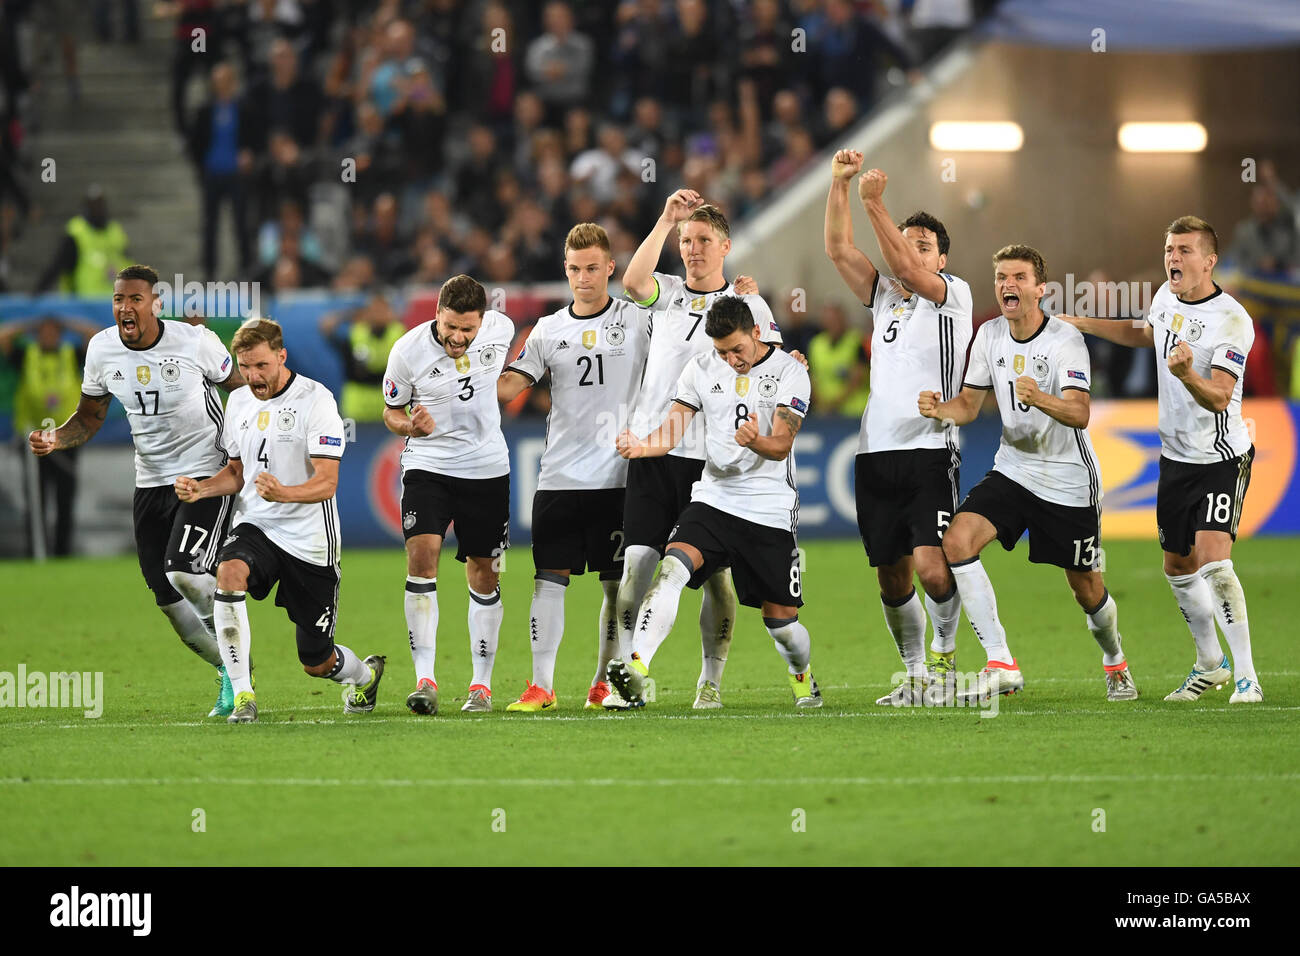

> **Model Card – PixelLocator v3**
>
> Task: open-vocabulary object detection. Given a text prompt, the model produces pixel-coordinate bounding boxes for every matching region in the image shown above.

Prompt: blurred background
[1,0,1299,558]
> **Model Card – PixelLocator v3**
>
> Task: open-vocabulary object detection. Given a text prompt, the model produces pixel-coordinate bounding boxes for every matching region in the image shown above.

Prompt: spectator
[157,1,228,137]
[366,19,417,118]
[909,0,975,62]
[92,0,140,44]
[257,199,325,268]
[460,1,517,128]
[253,232,332,291]
[807,302,871,417]
[663,0,727,120]
[525,1,595,122]
[2,315,100,556]
[245,37,323,152]
[805,0,913,103]
[391,59,447,189]
[817,87,859,149]
[737,0,793,120]
[510,90,547,176]
[346,100,405,206]
[353,193,415,283]
[570,124,640,203]
[186,62,254,279]
[250,130,315,233]
[768,127,815,188]
[332,254,377,293]
[230,0,307,85]
[410,243,450,286]
[1227,184,1298,276]
[35,186,130,295]
[319,289,406,422]
[454,124,504,229]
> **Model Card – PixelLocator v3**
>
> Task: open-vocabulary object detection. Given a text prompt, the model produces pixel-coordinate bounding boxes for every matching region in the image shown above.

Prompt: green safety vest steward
[63,216,129,297]
[341,321,405,422]
[808,331,871,417]
[16,341,81,435]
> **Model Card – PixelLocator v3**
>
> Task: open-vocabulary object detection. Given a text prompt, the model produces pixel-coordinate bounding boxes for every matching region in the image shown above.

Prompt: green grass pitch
[1,538,1296,866]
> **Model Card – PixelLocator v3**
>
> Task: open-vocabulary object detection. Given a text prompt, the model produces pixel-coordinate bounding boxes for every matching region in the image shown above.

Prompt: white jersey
[673,344,811,532]
[861,272,973,453]
[964,315,1102,509]
[1145,282,1254,464]
[507,298,651,490]
[628,271,783,460]
[383,311,512,480]
[222,372,345,567]
[81,320,232,487]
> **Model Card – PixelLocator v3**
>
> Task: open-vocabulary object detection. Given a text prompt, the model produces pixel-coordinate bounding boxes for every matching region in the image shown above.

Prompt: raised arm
[29,393,111,456]
[918,385,984,427]
[1058,314,1154,349]
[617,402,697,459]
[824,149,878,304]
[859,169,948,305]
[623,189,700,304]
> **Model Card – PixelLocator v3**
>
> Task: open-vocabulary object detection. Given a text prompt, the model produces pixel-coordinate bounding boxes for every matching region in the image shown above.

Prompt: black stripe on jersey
[946,442,960,511]
[1061,386,1089,393]
[673,398,701,412]
[322,500,340,570]
[1075,431,1101,511]
[1210,364,1240,381]
[962,382,993,390]
[785,456,799,534]
[938,314,953,401]
[204,383,228,466]
[1213,411,1232,461]
[505,365,537,385]
[1230,450,1251,535]
[201,493,232,571]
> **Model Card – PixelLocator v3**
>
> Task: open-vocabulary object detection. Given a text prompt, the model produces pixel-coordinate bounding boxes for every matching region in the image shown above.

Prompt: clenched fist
[409,403,435,437]
[831,149,864,181]
[918,390,942,419]
[735,413,760,448]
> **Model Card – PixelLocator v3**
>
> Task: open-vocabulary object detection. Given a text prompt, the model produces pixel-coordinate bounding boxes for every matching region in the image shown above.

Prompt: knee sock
[949,558,1013,665]
[698,568,735,687]
[213,590,252,694]
[881,588,927,678]
[404,576,438,686]
[468,585,502,690]
[528,572,568,692]
[1200,559,1256,683]
[615,545,659,659]
[1165,570,1224,670]
[632,549,692,667]
[764,615,812,675]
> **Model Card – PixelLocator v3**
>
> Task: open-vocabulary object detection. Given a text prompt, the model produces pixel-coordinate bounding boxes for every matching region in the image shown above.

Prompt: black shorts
[532,488,626,579]
[132,481,232,606]
[624,454,705,552]
[217,522,340,667]
[855,447,960,567]
[1157,447,1254,556]
[401,469,510,563]
[957,470,1101,571]
[669,502,803,609]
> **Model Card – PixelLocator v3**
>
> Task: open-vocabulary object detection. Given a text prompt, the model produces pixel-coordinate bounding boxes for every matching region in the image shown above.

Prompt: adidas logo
[996,357,1006,368]
[430,368,442,377]
[111,370,124,380]
[557,340,570,349]
[710,383,723,393]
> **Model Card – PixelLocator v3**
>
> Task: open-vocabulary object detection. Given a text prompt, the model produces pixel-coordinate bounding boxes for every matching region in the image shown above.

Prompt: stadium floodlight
[1117,122,1207,153]
[928,121,1024,152]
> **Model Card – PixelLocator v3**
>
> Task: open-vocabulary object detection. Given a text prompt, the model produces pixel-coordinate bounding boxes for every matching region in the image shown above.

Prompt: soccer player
[28,264,244,717]
[1061,217,1261,703]
[382,275,513,715]
[616,189,784,709]
[609,295,820,709]
[496,223,652,712]
[917,245,1138,702]
[824,152,971,705]
[175,318,385,723]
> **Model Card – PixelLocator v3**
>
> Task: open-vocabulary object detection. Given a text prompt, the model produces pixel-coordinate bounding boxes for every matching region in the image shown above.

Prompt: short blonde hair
[678,203,730,240]
[231,317,284,353]
[1165,215,1219,256]
[564,222,611,256]
[993,244,1048,285]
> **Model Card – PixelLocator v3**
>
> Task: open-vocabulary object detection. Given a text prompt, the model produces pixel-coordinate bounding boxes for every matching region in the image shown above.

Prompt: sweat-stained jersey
[628,271,782,460]
[507,298,651,490]
[223,372,344,567]
[1145,282,1254,464]
[382,310,512,480]
[672,343,811,532]
[81,320,232,486]
[963,315,1102,509]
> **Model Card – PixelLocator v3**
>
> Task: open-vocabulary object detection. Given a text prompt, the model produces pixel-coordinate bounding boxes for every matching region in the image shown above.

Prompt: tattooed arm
[735,405,803,461]
[29,393,111,456]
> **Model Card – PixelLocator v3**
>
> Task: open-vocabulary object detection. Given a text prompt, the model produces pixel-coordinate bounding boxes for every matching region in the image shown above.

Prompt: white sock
[616,545,659,659]
[881,589,927,677]
[699,568,735,686]
[404,576,438,686]
[468,586,502,690]
[529,574,568,692]
[325,643,372,685]
[594,579,620,685]
[160,597,223,667]
[213,590,252,694]
[1085,590,1125,667]
[949,559,1013,665]
[764,615,812,675]
[1165,571,1225,670]
[165,569,222,657]
[924,584,961,655]
[632,551,692,666]
[1200,559,1256,683]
